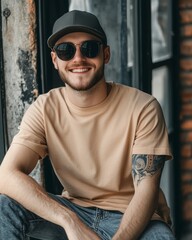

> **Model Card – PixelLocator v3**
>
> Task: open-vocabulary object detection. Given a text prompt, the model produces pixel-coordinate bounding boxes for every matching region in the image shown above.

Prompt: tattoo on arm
[132,154,165,186]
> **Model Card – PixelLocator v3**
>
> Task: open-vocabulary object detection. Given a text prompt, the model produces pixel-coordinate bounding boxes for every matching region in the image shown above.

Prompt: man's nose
[72,46,85,61]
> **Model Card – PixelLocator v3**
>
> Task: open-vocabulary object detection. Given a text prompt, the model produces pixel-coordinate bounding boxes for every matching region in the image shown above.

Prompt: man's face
[51,32,110,91]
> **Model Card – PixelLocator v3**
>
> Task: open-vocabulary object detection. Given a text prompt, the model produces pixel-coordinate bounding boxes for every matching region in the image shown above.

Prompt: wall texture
[1,0,37,141]
[1,0,43,183]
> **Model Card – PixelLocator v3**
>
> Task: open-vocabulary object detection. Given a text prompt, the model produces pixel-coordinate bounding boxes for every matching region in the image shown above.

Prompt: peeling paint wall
[1,0,42,184]
[1,0,38,142]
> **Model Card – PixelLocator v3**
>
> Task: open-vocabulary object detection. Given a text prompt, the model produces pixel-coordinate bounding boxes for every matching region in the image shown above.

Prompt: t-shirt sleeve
[132,98,173,160]
[11,96,48,159]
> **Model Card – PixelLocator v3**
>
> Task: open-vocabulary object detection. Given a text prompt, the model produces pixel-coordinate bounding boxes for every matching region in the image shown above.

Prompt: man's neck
[65,80,110,108]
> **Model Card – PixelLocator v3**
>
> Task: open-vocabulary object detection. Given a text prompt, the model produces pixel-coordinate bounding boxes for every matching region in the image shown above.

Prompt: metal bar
[36,0,68,193]
[152,59,172,69]
[133,0,152,93]
[36,0,69,93]
[0,1,9,162]
[36,0,47,93]
[120,0,130,86]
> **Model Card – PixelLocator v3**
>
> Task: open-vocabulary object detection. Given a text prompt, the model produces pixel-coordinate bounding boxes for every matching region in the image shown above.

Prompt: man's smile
[70,67,91,73]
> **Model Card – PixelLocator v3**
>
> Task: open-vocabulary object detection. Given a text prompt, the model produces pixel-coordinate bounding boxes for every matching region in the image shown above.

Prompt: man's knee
[0,194,30,238]
[140,221,176,240]
[0,194,24,217]
[0,194,15,210]
[0,194,18,224]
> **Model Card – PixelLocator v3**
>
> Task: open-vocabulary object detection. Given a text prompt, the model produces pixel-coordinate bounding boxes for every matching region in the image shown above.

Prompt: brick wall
[179,0,192,237]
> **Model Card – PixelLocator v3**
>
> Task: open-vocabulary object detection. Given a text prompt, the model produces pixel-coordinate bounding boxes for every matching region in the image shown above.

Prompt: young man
[0,10,175,240]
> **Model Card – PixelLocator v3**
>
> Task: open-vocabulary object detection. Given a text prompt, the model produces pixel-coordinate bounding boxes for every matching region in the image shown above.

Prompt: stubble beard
[58,64,105,92]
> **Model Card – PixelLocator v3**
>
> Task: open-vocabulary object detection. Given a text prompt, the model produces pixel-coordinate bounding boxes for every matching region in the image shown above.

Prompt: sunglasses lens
[55,43,75,61]
[54,41,101,61]
[81,41,100,58]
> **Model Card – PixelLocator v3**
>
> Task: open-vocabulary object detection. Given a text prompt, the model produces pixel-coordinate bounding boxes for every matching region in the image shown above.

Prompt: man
[0,10,175,240]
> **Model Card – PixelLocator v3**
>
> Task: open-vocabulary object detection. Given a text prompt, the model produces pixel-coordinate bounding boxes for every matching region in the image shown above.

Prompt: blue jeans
[0,194,175,240]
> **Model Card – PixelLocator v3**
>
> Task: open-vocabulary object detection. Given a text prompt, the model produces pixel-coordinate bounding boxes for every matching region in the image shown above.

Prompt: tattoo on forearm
[132,154,165,186]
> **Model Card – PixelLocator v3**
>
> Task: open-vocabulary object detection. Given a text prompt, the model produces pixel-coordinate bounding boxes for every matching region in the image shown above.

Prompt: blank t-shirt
[12,82,173,225]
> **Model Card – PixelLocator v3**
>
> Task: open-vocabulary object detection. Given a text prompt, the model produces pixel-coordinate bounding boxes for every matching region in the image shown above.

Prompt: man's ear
[51,51,58,70]
[104,46,110,64]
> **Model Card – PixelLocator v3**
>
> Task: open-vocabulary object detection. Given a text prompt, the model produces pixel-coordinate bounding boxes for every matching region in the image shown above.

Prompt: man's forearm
[0,144,74,228]
[0,169,75,228]
[0,145,101,240]
[113,154,165,240]
[112,182,158,240]
[0,169,101,240]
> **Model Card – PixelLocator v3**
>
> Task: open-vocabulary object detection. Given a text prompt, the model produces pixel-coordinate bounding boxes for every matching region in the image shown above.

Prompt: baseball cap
[47,10,107,48]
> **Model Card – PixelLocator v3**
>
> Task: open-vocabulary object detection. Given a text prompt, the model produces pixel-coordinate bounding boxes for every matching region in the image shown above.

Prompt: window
[112,0,175,223]
[130,0,175,224]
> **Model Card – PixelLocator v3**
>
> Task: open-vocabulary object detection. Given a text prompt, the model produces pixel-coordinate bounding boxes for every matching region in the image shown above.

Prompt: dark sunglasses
[53,40,103,61]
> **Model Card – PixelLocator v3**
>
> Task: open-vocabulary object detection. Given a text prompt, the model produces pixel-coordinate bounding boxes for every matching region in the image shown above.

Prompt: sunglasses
[53,40,103,61]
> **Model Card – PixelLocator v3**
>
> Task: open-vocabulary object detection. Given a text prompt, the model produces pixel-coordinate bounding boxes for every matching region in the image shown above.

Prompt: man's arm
[112,154,165,240]
[0,144,100,240]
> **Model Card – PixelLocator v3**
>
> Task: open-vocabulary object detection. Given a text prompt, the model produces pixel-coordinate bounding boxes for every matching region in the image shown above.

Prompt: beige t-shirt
[12,82,173,225]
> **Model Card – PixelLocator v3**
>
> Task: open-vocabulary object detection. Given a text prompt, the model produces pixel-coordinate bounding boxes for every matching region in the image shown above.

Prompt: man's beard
[58,64,105,91]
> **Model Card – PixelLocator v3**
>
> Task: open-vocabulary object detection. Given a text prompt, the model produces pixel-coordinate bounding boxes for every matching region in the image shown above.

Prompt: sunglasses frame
[53,40,103,61]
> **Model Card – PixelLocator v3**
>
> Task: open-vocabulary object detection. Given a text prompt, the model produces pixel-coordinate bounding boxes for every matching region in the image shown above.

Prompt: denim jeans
[0,193,176,240]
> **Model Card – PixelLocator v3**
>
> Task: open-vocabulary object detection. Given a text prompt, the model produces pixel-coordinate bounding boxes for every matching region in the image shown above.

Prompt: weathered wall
[1,0,42,183]
[1,0,38,141]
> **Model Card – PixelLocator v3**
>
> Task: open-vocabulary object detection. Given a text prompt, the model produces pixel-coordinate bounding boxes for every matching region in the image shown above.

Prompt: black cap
[47,10,107,48]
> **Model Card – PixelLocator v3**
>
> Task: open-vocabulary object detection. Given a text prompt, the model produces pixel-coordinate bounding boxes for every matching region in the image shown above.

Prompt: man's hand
[64,213,100,240]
